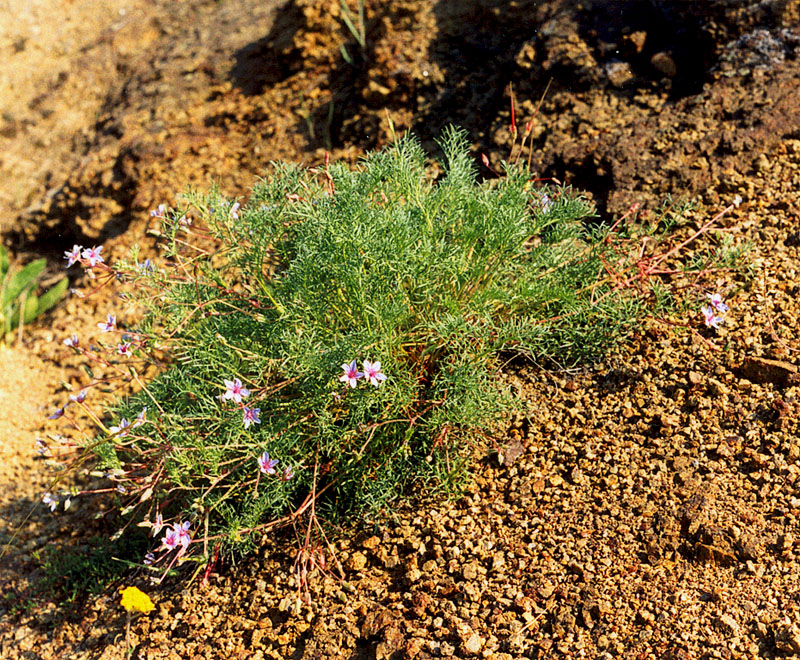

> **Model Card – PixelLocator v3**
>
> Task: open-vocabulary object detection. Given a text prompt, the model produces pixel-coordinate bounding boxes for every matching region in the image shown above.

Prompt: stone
[774,621,800,654]
[498,437,525,466]
[376,625,405,660]
[605,60,634,87]
[636,609,655,626]
[714,614,739,635]
[362,609,395,638]
[538,583,555,599]
[695,542,736,567]
[347,551,367,571]
[405,638,425,659]
[362,535,380,550]
[651,51,677,77]
[462,632,484,656]
[491,552,506,571]
[738,356,800,387]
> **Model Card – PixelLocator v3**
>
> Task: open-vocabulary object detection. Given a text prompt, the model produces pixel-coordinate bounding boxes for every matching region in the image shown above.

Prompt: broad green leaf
[1,258,46,307]
[36,276,68,315]
[22,293,39,324]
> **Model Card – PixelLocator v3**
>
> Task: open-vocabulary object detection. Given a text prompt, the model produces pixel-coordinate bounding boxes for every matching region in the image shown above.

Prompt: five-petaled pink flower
[707,293,729,313]
[117,341,133,356]
[150,204,167,218]
[63,334,79,347]
[162,521,191,553]
[362,360,387,387]
[243,406,261,429]
[81,245,104,267]
[257,451,279,475]
[230,202,241,220]
[98,314,116,332]
[222,378,250,403]
[702,305,724,329]
[161,527,179,551]
[339,360,363,388]
[281,466,294,481]
[64,245,83,267]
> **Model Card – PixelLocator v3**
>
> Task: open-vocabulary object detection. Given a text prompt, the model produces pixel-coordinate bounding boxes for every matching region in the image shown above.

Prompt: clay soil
[2,1,800,659]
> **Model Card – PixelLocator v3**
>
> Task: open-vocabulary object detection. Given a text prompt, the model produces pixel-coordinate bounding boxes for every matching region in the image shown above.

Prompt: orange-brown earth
[2,1,800,659]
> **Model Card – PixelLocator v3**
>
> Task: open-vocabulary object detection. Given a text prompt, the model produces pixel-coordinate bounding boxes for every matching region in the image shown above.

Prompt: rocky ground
[2,1,800,658]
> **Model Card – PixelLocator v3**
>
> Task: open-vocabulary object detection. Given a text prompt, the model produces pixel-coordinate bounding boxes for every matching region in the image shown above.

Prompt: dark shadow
[0,485,141,632]
[3,142,141,260]
[413,0,549,145]
[228,0,304,96]
[215,0,747,200]
[540,153,616,220]
[573,0,719,99]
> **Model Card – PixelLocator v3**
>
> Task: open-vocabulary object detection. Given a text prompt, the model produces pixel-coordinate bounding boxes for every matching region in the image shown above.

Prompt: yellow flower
[119,586,155,614]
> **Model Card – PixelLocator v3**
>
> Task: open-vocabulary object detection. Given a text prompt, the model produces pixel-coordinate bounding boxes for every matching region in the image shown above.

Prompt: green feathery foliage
[89,127,736,565]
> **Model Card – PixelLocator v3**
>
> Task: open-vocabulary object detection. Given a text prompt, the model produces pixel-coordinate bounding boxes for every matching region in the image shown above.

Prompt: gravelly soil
[2,1,800,659]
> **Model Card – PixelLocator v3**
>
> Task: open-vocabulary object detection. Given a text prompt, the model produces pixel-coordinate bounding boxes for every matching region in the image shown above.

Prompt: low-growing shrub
[44,127,739,583]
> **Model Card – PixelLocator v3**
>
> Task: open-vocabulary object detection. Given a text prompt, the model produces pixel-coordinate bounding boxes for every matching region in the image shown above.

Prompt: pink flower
[281,466,295,481]
[69,389,88,404]
[176,521,191,551]
[47,407,65,420]
[243,406,261,429]
[42,493,57,512]
[257,451,279,475]
[339,360,363,388]
[161,526,179,551]
[64,245,83,267]
[362,360,387,387]
[117,341,133,356]
[63,334,79,347]
[222,378,250,403]
[81,245,104,267]
[132,407,147,428]
[143,552,155,566]
[150,204,167,218]
[161,521,191,553]
[110,418,130,437]
[152,512,164,535]
[98,314,116,332]
[230,202,241,220]
[702,305,724,329]
[707,293,729,313]
[539,193,552,213]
